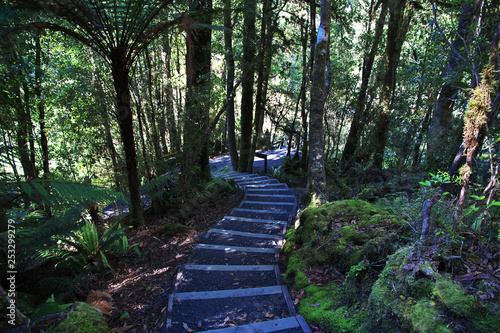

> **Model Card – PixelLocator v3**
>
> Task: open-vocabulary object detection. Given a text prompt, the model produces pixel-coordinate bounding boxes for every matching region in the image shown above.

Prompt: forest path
[166,171,311,333]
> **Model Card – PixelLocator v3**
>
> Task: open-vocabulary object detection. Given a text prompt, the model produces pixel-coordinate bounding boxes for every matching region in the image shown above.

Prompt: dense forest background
[2,0,500,332]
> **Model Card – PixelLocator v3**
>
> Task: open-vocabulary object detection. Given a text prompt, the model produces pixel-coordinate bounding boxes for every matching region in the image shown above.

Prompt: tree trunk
[341,0,388,170]
[224,0,239,170]
[248,0,274,173]
[111,55,144,227]
[425,0,479,170]
[308,0,331,204]
[182,0,212,190]
[35,32,49,178]
[300,21,309,168]
[373,0,410,169]
[238,0,256,173]
[163,39,182,154]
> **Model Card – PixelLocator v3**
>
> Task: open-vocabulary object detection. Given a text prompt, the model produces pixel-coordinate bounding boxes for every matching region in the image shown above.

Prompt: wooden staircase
[166,172,311,333]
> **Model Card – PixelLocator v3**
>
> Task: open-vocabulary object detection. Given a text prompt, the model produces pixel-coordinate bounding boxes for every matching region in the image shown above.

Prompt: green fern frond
[1,179,125,207]
[142,173,176,196]
[212,165,232,179]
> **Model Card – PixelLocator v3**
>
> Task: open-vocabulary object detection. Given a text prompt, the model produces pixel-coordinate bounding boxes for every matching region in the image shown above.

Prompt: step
[231,208,290,222]
[167,286,296,333]
[217,216,287,235]
[240,201,296,212]
[246,188,294,196]
[242,183,289,190]
[202,229,283,248]
[225,173,258,181]
[236,179,280,187]
[196,315,312,333]
[245,194,297,203]
[175,264,280,292]
[188,244,279,265]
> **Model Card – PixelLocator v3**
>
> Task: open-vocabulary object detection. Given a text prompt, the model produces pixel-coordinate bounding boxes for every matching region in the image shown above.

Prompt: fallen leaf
[265,312,274,318]
[183,323,195,333]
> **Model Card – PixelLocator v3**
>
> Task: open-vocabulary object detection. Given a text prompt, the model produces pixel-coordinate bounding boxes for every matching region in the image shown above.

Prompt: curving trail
[166,171,311,333]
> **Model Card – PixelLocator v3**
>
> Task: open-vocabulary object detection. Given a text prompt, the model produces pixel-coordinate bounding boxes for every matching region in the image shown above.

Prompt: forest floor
[92,148,302,333]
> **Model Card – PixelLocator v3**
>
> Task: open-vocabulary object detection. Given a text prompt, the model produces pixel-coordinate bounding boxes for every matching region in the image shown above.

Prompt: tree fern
[1,178,126,208]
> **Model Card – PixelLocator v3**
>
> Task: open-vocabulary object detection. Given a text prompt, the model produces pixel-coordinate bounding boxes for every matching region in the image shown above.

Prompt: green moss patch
[160,223,192,238]
[298,284,368,333]
[284,200,409,289]
[55,302,109,333]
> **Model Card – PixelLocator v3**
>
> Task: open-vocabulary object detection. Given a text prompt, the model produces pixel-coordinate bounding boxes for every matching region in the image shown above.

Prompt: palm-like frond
[1,178,126,207]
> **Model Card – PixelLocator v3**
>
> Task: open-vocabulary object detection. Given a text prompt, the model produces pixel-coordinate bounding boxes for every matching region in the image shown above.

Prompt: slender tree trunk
[238,0,256,173]
[373,0,411,169]
[308,0,331,204]
[300,22,309,168]
[111,56,144,227]
[248,0,274,173]
[224,0,239,170]
[136,100,152,180]
[341,0,388,170]
[425,0,479,170]
[145,51,162,169]
[163,39,181,154]
[35,32,49,178]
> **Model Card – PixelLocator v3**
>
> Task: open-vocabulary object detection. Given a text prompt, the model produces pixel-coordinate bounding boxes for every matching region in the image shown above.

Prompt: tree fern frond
[1,179,126,208]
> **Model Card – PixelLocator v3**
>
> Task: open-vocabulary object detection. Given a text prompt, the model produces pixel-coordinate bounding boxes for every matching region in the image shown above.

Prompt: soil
[92,189,244,333]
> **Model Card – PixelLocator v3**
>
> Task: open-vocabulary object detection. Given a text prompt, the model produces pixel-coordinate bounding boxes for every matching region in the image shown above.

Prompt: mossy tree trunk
[307,0,331,204]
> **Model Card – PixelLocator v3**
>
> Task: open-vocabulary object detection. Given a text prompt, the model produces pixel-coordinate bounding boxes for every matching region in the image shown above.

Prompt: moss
[284,254,309,290]
[288,199,407,275]
[298,284,368,333]
[409,299,451,333]
[433,277,475,317]
[55,302,109,333]
[161,223,191,237]
[343,259,372,300]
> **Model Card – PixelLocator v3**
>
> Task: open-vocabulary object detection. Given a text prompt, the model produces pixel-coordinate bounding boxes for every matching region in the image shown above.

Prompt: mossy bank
[283,199,500,332]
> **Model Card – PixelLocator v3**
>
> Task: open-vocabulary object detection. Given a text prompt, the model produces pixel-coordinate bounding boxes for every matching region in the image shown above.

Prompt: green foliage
[60,219,132,272]
[1,178,126,208]
[30,294,72,321]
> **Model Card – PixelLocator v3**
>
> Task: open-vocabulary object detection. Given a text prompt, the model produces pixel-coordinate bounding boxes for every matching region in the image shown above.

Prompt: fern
[1,178,126,208]
[212,165,232,179]
[142,172,177,199]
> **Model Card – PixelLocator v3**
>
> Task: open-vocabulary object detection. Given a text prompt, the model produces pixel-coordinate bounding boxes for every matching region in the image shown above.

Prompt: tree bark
[182,0,212,190]
[111,55,144,227]
[224,0,239,170]
[308,0,331,204]
[248,0,274,173]
[373,0,410,169]
[238,0,256,173]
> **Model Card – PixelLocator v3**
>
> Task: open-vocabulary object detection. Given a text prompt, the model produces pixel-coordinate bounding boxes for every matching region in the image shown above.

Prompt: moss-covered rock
[368,245,500,332]
[55,302,109,333]
[284,200,409,289]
